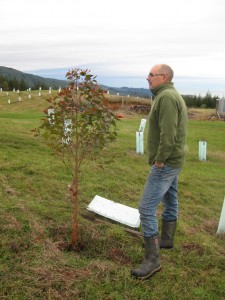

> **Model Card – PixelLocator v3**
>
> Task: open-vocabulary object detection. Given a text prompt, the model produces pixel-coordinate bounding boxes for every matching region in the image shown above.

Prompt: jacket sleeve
[154,96,178,163]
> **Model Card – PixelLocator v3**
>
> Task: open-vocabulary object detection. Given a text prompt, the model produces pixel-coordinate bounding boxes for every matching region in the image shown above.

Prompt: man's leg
[160,171,181,248]
[131,165,180,279]
[162,175,179,222]
[139,165,180,238]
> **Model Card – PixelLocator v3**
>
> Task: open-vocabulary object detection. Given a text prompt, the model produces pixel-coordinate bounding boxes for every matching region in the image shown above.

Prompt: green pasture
[0,91,224,299]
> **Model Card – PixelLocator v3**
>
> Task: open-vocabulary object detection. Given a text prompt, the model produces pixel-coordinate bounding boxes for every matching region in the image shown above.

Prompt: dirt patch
[106,106,222,121]
[182,242,205,255]
[9,241,30,253]
[201,219,218,235]
[107,247,131,264]
[188,108,224,121]
[5,186,19,196]
[55,240,87,252]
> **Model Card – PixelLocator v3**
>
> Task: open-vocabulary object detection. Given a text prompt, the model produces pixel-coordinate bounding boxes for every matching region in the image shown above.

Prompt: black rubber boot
[131,236,161,279]
[160,220,176,249]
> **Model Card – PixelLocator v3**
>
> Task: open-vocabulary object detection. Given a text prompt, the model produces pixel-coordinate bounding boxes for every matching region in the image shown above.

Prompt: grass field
[0,91,225,299]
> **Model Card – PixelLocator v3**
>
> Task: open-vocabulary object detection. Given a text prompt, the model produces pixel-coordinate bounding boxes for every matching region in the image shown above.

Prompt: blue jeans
[139,164,181,238]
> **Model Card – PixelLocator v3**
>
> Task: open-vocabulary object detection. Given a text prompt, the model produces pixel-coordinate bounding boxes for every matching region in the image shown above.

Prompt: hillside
[0,66,151,98]
[0,66,68,90]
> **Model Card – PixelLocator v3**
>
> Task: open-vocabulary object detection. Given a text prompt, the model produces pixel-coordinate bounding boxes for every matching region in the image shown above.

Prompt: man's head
[147,64,174,90]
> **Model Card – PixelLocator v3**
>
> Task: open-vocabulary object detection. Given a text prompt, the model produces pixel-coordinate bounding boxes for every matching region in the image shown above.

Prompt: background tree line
[182,92,219,108]
[0,75,48,91]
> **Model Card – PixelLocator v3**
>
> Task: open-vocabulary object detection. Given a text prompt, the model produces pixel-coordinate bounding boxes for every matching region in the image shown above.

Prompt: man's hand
[154,161,164,168]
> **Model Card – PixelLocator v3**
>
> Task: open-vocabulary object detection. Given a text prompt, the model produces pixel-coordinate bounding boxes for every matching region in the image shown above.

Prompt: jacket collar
[151,82,174,97]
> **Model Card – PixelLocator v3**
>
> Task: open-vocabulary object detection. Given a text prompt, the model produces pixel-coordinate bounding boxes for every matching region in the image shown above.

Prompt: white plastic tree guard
[63,119,72,144]
[136,132,144,154]
[217,197,225,235]
[87,195,140,228]
[136,118,147,154]
[199,140,207,161]
[47,108,55,124]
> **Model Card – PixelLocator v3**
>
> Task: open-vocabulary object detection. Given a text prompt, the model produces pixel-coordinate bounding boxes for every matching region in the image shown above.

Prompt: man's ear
[162,74,169,83]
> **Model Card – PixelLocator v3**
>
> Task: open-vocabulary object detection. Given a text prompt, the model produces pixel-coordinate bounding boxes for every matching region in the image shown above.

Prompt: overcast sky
[1,0,225,95]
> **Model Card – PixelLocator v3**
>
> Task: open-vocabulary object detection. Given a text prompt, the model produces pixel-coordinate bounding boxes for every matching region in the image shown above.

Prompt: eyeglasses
[148,73,165,77]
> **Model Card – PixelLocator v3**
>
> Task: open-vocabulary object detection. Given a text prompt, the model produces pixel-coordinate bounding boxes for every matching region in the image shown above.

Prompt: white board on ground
[87,195,140,228]
[217,197,225,235]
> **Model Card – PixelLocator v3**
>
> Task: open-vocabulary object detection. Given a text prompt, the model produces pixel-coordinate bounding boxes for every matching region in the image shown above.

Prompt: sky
[1,0,225,96]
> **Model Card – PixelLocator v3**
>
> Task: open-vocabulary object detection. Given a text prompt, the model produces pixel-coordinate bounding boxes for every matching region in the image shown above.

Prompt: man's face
[146,66,165,90]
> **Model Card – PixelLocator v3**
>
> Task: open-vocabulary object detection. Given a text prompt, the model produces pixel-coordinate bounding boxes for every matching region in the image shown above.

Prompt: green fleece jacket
[147,83,188,168]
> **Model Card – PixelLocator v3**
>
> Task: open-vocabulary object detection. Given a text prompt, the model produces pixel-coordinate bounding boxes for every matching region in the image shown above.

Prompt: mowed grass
[0,91,225,299]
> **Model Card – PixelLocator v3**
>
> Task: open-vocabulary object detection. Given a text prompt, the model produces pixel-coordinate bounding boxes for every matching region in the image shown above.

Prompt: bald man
[131,64,188,279]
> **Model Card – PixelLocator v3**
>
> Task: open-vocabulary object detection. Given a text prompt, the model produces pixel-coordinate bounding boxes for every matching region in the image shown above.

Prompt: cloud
[1,0,225,94]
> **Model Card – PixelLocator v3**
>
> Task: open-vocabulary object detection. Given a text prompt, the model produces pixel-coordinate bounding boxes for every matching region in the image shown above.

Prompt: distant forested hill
[0,66,67,90]
[0,66,151,97]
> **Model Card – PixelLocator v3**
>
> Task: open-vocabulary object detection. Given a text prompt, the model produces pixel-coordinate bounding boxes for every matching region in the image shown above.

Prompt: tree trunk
[71,108,79,247]
[71,177,78,246]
